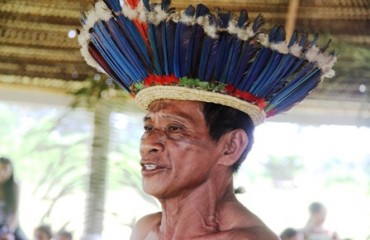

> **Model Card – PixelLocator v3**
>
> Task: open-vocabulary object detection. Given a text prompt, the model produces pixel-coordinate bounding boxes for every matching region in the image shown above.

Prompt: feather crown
[78,0,337,125]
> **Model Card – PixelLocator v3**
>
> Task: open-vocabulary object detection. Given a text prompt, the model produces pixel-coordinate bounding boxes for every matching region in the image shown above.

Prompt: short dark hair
[202,103,255,172]
[309,202,325,214]
[280,228,298,239]
[35,225,53,238]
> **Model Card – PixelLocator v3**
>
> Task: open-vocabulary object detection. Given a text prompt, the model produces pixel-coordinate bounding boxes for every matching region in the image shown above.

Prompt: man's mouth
[143,164,158,171]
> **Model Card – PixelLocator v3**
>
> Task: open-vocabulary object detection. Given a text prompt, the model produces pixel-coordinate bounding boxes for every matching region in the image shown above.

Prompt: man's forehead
[145,100,204,121]
[147,99,203,112]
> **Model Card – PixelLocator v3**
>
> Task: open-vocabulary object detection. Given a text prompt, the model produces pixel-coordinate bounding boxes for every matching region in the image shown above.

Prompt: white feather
[305,45,320,62]
[94,1,113,22]
[322,69,335,78]
[316,53,337,78]
[289,43,303,57]
[196,16,206,26]
[270,42,289,54]
[79,45,104,73]
[148,5,168,25]
[84,9,100,31]
[257,33,269,47]
[83,1,112,32]
[137,1,147,22]
[121,4,139,19]
[203,18,218,39]
[237,26,255,41]
[227,20,238,34]
[179,11,195,25]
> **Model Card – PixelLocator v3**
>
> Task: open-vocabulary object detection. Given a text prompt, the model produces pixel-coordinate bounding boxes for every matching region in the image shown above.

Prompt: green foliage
[263,155,304,186]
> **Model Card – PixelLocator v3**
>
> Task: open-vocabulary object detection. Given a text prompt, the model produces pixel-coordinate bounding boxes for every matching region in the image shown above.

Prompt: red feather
[125,0,140,8]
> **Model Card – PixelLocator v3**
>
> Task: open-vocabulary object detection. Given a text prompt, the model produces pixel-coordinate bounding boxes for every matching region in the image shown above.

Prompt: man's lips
[140,162,169,172]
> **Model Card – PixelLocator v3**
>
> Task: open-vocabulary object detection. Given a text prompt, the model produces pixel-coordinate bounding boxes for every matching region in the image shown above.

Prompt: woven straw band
[135,86,266,126]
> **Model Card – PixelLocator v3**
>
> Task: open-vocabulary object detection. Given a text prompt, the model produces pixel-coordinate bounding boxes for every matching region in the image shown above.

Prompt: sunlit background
[0,97,369,239]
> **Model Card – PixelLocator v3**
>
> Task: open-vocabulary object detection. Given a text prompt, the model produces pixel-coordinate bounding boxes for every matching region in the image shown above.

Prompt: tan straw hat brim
[135,86,266,125]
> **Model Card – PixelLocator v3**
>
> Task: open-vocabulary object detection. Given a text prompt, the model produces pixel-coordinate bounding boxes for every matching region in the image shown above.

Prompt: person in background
[302,202,339,240]
[33,225,52,240]
[280,228,303,240]
[0,157,26,240]
[54,231,72,240]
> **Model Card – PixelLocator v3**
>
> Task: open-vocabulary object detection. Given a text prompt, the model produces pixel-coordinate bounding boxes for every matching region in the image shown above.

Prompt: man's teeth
[145,164,157,170]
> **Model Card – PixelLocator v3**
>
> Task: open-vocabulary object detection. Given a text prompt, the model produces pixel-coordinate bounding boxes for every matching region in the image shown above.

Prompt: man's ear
[218,129,248,167]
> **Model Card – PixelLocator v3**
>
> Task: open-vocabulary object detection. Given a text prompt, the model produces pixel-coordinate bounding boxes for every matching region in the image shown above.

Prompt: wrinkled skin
[130,100,278,240]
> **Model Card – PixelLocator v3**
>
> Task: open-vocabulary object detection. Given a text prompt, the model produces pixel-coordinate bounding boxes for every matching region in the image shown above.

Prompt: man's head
[140,99,252,198]
[280,228,302,240]
[309,202,327,224]
[34,225,53,240]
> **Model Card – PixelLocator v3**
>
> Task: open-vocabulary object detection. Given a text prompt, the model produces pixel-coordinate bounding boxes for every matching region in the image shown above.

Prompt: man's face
[140,100,223,198]
[34,230,50,240]
[0,163,12,184]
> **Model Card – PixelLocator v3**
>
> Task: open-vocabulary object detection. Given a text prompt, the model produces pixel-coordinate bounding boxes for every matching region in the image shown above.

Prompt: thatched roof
[0,0,369,125]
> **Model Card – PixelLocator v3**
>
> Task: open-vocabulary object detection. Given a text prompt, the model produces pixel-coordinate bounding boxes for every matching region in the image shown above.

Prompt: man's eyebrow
[143,112,196,123]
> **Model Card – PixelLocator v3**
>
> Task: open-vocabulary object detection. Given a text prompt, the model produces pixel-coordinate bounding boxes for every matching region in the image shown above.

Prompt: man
[302,202,339,240]
[78,0,336,239]
[131,100,278,239]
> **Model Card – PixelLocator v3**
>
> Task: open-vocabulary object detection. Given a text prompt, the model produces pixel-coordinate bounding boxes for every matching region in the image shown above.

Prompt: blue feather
[161,0,172,10]
[221,36,242,82]
[263,55,299,98]
[237,10,248,28]
[114,15,152,71]
[147,23,163,75]
[154,23,165,74]
[103,0,121,12]
[231,41,258,87]
[162,20,176,75]
[198,36,217,81]
[252,14,264,34]
[213,12,232,81]
[184,4,209,78]
[249,51,284,96]
[142,0,150,10]
[268,63,318,106]
[221,10,248,81]
[173,23,193,78]
[174,5,195,77]
[239,47,272,91]
[198,15,218,81]
[88,43,128,90]
[91,31,132,86]
[269,69,321,113]
[93,21,140,81]
[106,19,148,79]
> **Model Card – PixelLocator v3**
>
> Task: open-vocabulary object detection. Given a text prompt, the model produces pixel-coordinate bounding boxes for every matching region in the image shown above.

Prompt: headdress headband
[78,0,337,125]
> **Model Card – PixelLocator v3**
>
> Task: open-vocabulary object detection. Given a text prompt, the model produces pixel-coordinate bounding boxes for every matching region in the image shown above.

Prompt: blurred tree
[263,155,304,188]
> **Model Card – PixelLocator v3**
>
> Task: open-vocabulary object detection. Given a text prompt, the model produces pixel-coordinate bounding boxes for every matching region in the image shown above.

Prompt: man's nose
[140,129,166,156]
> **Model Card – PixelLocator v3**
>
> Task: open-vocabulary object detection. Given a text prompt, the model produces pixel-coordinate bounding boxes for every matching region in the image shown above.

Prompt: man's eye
[167,125,182,132]
[144,125,153,132]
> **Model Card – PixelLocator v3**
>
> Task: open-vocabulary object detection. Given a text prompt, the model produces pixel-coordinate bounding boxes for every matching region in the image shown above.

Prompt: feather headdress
[78,0,337,125]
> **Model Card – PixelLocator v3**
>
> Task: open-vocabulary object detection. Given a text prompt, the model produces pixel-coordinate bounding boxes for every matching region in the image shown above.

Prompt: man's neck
[157,171,236,239]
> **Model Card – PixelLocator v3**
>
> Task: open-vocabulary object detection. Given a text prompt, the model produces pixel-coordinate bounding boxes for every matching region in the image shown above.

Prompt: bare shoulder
[130,212,161,240]
[216,201,280,240]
